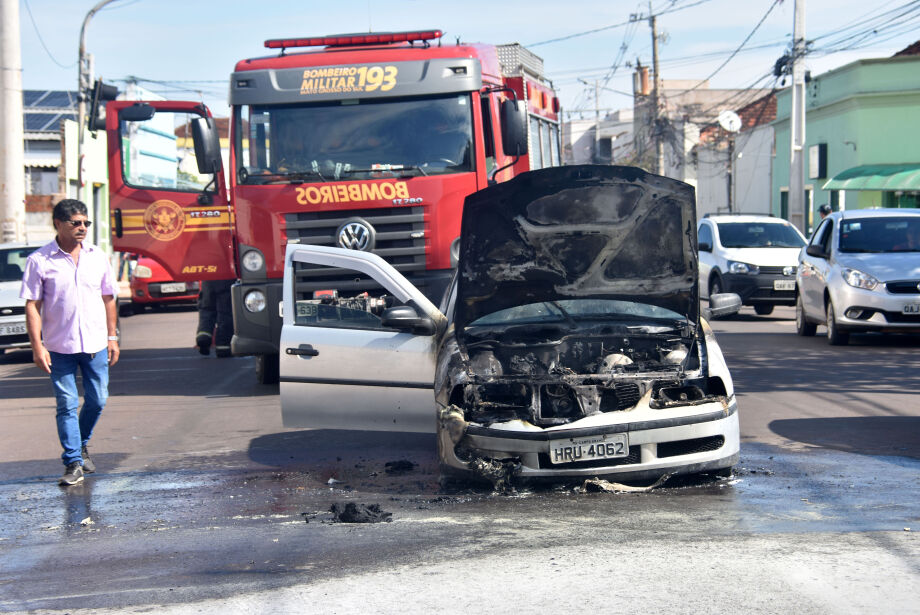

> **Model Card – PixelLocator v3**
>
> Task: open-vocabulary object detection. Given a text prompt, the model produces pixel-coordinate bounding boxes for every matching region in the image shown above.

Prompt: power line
[665,0,782,98]
[22,0,76,69]
[527,0,715,47]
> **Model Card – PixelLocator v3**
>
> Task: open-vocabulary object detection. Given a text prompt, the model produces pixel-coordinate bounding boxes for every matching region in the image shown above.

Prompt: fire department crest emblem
[144,200,186,241]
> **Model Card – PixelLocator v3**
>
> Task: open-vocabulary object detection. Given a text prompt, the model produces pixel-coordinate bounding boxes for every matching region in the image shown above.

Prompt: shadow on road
[0,348,277,399]
[716,330,920,396]
[769,416,920,459]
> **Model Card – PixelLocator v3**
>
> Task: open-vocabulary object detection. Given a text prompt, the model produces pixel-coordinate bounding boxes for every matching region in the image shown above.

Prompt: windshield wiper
[341,165,429,177]
[239,169,328,184]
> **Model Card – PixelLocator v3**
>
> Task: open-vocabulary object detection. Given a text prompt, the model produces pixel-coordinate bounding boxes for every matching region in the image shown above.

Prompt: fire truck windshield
[236,93,474,184]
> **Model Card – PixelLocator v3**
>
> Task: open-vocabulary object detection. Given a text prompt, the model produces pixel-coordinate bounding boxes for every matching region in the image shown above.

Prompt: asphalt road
[1,306,918,614]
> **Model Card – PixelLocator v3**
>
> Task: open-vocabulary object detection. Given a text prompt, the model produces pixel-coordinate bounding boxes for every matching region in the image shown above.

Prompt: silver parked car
[278,166,741,487]
[796,209,920,345]
[0,244,39,352]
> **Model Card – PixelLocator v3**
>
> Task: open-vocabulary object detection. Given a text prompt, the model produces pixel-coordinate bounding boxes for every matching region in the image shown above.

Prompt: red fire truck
[104,30,561,383]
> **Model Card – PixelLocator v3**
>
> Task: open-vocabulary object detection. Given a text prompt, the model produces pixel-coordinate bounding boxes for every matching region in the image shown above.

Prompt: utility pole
[77,0,120,203]
[1,0,26,242]
[788,0,807,232]
[594,80,600,163]
[649,5,664,175]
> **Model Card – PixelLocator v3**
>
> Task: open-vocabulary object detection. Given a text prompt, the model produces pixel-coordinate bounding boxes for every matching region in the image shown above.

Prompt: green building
[773,51,920,232]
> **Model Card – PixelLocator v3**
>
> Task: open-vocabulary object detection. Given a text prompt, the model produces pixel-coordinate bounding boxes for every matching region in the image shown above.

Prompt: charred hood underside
[455,165,700,334]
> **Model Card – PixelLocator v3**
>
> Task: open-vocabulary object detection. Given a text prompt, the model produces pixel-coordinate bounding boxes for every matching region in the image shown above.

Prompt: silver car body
[797,209,920,342]
[279,166,739,482]
[279,244,740,480]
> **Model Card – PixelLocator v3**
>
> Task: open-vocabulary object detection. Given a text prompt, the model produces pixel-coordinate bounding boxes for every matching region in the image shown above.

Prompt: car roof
[0,242,41,250]
[703,215,789,224]
[831,208,920,221]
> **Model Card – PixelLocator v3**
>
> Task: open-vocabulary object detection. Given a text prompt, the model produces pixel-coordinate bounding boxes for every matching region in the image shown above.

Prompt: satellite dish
[717,110,742,133]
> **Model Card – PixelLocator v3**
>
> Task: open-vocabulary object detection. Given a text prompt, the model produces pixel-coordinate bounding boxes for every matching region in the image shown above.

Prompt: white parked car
[698,215,807,315]
[0,244,39,352]
[797,208,920,345]
[279,166,741,486]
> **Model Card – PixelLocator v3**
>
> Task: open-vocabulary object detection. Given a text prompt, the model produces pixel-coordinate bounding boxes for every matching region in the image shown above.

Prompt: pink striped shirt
[20,240,117,354]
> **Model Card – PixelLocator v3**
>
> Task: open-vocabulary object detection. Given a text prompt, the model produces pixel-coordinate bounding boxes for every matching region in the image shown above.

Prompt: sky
[16,0,920,118]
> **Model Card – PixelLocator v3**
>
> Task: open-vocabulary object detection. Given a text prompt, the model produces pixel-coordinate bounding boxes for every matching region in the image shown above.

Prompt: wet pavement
[1,307,919,613]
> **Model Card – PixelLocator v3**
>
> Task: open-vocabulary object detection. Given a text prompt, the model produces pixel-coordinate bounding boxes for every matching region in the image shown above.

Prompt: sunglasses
[63,219,92,228]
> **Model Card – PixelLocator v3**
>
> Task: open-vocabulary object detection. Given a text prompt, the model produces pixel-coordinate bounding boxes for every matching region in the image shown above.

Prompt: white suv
[698,215,807,315]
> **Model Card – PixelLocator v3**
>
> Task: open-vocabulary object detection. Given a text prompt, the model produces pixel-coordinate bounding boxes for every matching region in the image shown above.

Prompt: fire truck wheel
[256,353,280,385]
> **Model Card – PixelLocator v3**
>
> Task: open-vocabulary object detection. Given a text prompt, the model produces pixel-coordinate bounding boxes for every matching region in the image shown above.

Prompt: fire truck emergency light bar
[265,30,443,50]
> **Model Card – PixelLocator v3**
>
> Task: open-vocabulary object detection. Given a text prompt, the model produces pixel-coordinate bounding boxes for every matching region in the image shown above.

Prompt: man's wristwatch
[108,336,119,341]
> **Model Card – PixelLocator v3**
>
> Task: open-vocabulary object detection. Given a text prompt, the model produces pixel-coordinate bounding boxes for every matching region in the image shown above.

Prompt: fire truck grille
[284,207,426,298]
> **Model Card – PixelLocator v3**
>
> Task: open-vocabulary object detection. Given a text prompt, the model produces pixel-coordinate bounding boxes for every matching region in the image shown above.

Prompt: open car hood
[455,165,699,337]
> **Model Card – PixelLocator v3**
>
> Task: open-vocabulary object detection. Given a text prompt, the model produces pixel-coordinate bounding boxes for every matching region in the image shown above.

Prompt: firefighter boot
[196,331,212,355]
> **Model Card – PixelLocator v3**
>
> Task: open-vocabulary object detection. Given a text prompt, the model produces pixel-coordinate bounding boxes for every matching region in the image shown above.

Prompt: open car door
[279,244,446,433]
[105,100,235,281]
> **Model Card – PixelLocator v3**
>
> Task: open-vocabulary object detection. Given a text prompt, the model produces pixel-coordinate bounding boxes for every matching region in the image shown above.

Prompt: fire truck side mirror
[191,116,223,175]
[499,99,528,157]
[119,103,156,122]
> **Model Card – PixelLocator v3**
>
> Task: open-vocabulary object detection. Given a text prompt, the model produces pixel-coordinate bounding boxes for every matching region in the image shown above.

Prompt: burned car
[279,165,740,484]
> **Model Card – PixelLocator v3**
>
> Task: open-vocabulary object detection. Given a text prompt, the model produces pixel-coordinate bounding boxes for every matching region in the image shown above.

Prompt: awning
[823,164,920,191]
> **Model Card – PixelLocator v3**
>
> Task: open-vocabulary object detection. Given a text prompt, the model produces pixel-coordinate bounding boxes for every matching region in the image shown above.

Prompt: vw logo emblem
[783,266,796,276]
[336,218,375,252]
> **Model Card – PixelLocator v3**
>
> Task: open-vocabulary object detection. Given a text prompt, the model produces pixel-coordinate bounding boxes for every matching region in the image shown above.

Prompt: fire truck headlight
[241,249,264,273]
[244,289,267,313]
[450,237,461,268]
[133,265,153,279]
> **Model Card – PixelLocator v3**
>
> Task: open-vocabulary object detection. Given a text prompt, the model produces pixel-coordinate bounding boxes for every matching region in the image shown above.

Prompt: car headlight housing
[728,261,760,275]
[842,268,879,290]
[244,289,266,312]
[241,250,264,273]
[133,265,152,279]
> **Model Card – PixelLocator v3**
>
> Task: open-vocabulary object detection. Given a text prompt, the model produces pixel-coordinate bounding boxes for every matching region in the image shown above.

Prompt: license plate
[0,322,27,336]
[548,433,628,464]
[904,303,920,314]
[160,282,187,294]
[774,279,796,291]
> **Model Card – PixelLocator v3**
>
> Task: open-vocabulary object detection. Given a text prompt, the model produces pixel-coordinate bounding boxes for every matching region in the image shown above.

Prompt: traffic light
[87,79,119,131]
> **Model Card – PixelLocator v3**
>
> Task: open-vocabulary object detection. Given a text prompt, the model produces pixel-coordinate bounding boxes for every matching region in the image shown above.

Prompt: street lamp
[76,0,121,203]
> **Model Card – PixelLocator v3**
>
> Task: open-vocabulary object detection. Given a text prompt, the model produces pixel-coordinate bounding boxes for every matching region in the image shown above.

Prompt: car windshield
[236,93,474,183]
[717,222,805,248]
[839,217,920,253]
[466,299,686,330]
[0,247,35,282]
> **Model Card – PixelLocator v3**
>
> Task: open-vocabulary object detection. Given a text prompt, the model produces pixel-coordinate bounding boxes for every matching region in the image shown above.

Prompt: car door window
[819,220,834,254]
[698,223,713,248]
[291,263,414,331]
[809,219,829,249]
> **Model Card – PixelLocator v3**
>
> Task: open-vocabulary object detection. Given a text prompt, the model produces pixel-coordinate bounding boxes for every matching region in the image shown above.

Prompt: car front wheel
[255,353,280,385]
[754,304,774,316]
[796,295,817,336]
[826,300,849,345]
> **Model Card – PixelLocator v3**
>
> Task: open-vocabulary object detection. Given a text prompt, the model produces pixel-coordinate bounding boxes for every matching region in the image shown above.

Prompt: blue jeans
[49,351,109,466]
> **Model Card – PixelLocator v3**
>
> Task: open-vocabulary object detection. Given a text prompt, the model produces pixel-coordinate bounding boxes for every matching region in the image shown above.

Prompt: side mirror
[381,305,436,336]
[698,241,712,252]
[499,98,528,157]
[705,293,742,320]
[119,103,156,122]
[805,244,828,259]
[191,116,223,175]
